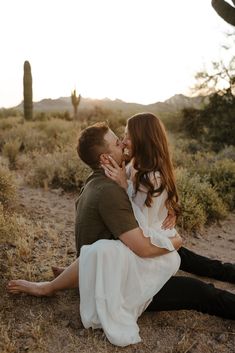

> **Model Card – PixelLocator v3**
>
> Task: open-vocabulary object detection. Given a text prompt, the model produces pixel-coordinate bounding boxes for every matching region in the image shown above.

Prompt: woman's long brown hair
[127,113,180,217]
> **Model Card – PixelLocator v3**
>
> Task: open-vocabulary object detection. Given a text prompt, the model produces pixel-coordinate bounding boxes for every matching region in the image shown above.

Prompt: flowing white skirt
[79,239,180,346]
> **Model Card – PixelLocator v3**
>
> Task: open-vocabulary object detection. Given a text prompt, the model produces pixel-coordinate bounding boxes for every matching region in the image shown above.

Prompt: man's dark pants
[146,247,235,320]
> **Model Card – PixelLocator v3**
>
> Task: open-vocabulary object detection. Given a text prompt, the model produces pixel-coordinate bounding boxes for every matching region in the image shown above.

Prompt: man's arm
[98,183,182,258]
[119,228,182,258]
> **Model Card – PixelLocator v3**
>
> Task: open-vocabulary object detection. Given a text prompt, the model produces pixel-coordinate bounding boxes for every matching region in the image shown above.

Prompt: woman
[7,113,182,346]
[102,112,181,246]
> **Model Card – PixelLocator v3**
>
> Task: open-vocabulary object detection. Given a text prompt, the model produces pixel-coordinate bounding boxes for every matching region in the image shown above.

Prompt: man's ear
[100,153,110,165]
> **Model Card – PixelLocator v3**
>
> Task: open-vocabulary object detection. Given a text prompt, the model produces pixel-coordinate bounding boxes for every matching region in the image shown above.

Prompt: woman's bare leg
[7,258,79,296]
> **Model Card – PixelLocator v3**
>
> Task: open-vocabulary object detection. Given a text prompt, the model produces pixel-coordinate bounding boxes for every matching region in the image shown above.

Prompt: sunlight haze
[0,0,233,108]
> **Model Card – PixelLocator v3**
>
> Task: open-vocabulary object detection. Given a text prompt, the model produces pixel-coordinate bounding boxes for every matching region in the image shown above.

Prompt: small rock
[61,319,70,327]
[215,333,227,343]
[78,329,86,336]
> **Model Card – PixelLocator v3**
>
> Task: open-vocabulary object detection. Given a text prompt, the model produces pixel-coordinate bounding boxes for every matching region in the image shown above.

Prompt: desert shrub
[51,151,90,190]
[0,108,20,119]
[208,159,235,210]
[34,119,71,136]
[173,149,235,210]
[27,148,90,191]
[51,110,72,120]
[0,118,23,151]
[176,170,206,231]
[177,193,206,231]
[174,137,210,155]
[176,169,227,231]
[195,181,227,222]
[1,124,31,151]
[217,145,235,161]
[2,126,54,154]
[33,119,80,149]
[172,148,192,169]
[0,203,20,243]
[0,202,38,280]
[77,106,127,135]
[0,119,81,154]
[33,111,50,121]
[161,112,182,132]
[180,92,235,151]
[2,140,21,169]
[0,118,16,131]
[0,167,16,208]
[0,156,9,168]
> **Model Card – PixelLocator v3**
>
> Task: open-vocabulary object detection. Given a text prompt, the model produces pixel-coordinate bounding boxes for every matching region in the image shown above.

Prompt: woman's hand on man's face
[101,156,128,190]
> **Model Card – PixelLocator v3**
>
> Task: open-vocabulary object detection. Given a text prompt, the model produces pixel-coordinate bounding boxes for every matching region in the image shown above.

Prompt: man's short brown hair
[77,122,109,169]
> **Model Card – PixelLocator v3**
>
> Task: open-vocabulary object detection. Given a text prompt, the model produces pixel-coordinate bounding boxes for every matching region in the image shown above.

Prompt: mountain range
[15,93,208,115]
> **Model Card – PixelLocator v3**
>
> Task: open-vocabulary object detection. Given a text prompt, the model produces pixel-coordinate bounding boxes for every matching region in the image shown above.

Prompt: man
[75,121,235,320]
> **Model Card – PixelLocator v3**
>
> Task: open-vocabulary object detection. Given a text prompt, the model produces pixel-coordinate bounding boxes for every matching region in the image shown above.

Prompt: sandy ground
[1,181,235,353]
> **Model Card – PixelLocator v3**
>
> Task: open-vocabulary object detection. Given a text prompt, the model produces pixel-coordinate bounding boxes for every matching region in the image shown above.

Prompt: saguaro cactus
[23,61,33,120]
[212,0,235,26]
[71,89,81,119]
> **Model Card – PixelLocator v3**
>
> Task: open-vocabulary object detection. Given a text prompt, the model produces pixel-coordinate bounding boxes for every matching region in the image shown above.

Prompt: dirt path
[1,183,235,353]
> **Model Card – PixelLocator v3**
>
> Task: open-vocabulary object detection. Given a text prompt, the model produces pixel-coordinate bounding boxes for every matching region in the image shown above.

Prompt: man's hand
[161,212,176,230]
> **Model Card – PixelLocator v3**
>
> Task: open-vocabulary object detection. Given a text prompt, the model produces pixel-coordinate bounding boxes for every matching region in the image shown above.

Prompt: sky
[0,0,234,108]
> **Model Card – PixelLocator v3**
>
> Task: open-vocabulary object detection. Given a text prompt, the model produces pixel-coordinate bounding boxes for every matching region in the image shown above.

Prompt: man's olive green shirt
[75,169,138,256]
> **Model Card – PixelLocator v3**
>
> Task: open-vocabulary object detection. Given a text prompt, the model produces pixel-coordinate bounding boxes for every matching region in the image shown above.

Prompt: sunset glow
[0,0,233,108]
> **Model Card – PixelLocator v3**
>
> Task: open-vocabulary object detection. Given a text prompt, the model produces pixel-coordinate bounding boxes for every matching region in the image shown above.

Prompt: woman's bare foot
[51,266,65,278]
[7,280,53,297]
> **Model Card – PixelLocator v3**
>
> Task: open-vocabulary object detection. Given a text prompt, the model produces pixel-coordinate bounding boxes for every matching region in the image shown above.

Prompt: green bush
[176,169,206,231]
[173,148,235,211]
[180,93,235,151]
[176,168,227,231]
[208,159,235,210]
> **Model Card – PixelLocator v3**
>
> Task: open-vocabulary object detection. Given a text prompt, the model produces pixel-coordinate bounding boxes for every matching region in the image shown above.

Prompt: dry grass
[0,119,234,352]
[0,178,234,353]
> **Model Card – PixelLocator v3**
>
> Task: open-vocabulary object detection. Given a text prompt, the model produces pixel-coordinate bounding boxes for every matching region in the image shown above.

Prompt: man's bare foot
[51,266,65,278]
[7,280,53,297]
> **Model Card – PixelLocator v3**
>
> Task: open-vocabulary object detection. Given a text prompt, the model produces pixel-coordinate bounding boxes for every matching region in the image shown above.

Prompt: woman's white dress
[79,169,181,346]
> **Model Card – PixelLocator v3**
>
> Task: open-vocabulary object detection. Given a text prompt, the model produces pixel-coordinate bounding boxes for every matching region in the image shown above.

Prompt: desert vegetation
[0,91,234,352]
[0,102,234,232]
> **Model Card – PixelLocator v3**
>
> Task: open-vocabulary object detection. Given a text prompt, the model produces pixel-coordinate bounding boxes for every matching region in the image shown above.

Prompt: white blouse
[126,164,177,251]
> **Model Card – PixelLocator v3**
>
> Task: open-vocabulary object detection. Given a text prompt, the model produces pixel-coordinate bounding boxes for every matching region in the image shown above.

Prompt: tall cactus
[23,61,33,120]
[212,0,235,26]
[71,89,81,119]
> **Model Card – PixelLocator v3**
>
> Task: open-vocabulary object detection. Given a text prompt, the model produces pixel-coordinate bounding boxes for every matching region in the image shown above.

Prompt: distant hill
[14,94,208,115]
